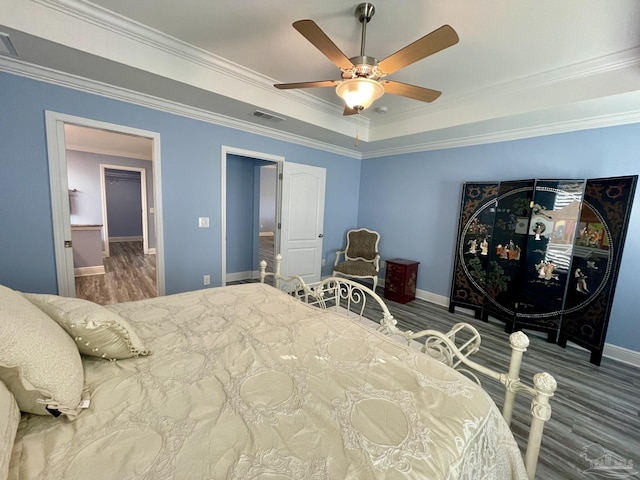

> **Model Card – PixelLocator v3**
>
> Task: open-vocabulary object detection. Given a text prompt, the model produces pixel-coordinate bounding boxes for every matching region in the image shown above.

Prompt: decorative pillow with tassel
[23,294,151,361]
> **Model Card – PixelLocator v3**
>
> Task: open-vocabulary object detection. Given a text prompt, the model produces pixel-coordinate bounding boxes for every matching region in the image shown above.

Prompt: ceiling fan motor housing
[348,55,379,78]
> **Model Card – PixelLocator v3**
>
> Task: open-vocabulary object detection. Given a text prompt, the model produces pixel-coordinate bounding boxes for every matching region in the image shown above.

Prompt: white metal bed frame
[260,255,557,480]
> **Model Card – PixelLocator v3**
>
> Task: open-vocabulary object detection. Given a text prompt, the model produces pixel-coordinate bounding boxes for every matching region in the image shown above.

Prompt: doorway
[100,165,149,257]
[221,146,326,286]
[224,154,278,283]
[45,111,165,301]
[258,164,278,274]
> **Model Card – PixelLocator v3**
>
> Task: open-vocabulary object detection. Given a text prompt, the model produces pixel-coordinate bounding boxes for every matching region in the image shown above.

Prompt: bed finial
[259,259,268,283]
[502,331,529,426]
[525,372,557,479]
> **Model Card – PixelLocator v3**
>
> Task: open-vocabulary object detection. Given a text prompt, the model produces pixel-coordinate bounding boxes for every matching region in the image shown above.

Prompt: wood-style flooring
[259,234,275,274]
[75,241,157,305]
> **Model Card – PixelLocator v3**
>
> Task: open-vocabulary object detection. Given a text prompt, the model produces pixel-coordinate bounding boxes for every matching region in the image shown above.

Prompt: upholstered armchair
[333,228,381,290]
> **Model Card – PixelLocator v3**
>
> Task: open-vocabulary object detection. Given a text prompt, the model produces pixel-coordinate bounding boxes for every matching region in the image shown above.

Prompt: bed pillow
[0,380,20,480]
[22,294,150,361]
[0,284,84,418]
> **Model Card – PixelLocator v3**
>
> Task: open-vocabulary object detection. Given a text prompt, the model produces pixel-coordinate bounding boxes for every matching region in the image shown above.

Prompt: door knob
[318,233,323,238]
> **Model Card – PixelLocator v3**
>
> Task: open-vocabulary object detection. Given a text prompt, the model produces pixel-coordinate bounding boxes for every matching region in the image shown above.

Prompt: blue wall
[0,70,637,352]
[67,151,155,247]
[226,154,261,274]
[0,72,361,295]
[358,125,640,351]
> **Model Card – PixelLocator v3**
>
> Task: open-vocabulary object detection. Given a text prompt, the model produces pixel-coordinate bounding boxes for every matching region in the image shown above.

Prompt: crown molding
[31,0,355,123]
[375,47,640,128]
[21,0,640,154]
[4,55,639,162]
[361,107,640,159]
[0,56,362,159]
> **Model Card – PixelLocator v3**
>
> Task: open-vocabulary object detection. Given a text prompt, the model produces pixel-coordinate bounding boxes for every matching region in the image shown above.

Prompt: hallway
[75,241,156,305]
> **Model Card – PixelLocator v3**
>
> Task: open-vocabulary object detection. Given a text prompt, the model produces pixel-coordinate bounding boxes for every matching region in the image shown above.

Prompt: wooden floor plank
[75,241,157,305]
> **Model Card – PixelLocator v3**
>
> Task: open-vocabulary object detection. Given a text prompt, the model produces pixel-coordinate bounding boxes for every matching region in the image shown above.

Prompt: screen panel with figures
[449,181,498,317]
[448,175,637,365]
[559,175,638,365]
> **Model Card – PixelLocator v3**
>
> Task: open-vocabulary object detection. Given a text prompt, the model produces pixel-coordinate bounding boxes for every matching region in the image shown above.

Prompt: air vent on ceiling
[251,110,285,123]
[0,33,18,58]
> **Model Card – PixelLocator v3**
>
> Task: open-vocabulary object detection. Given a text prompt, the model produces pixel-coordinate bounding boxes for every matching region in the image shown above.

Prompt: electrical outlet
[203,274,210,285]
[321,258,327,267]
[380,260,386,269]
[198,217,209,228]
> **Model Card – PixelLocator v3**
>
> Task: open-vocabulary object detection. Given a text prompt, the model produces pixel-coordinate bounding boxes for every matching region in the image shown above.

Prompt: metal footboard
[259,255,556,480]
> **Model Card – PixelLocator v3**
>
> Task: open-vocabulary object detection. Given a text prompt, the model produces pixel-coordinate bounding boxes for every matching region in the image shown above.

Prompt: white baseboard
[377,280,449,307]
[148,248,156,255]
[74,265,105,277]
[109,236,143,242]
[602,344,640,368]
[394,281,640,367]
[259,232,274,237]
[415,288,449,307]
[226,270,254,282]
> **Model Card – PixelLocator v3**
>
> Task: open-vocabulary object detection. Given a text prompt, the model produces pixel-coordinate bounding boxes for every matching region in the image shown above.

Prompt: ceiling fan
[274,2,459,116]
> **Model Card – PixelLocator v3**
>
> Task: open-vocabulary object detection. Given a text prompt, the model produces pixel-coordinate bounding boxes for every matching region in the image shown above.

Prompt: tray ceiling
[1,0,639,158]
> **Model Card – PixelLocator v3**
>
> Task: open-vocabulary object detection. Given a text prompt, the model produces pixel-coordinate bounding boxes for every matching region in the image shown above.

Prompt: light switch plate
[198,217,209,228]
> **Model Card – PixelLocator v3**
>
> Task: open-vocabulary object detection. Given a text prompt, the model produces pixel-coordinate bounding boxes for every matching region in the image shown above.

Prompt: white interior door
[279,162,326,283]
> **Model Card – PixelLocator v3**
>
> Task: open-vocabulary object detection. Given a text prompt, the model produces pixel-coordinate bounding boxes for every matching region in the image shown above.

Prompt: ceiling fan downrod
[352,3,377,78]
[356,3,375,56]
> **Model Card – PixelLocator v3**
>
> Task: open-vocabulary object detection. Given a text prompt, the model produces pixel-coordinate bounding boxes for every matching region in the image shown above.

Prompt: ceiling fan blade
[343,105,359,116]
[274,80,339,89]
[382,80,442,103]
[377,25,459,75]
[293,20,354,70]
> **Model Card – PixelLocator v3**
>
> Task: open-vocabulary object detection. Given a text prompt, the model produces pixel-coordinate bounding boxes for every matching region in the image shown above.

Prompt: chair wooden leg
[372,276,378,292]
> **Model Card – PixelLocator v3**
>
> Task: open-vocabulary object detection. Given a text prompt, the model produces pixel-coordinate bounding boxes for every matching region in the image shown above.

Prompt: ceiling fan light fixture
[336,78,384,110]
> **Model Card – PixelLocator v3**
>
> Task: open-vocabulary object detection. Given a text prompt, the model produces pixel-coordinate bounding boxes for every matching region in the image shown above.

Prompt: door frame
[45,111,165,297]
[221,146,284,286]
[100,164,149,257]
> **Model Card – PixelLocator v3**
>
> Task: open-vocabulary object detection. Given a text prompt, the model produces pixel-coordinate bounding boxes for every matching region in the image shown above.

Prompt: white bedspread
[10,283,527,479]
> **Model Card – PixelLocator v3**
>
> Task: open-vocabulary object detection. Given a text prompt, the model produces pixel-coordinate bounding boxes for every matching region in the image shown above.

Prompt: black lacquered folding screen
[449,175,637,365]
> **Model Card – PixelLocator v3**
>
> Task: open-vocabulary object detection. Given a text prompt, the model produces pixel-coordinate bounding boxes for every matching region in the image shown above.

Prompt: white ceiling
[2,0,639,158]
[64,124,153,161]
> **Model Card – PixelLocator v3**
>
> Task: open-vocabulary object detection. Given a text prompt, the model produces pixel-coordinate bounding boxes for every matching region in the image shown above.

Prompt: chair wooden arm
[334,249,346,267]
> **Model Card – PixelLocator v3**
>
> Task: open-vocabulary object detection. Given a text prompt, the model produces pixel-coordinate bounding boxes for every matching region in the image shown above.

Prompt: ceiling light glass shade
[336,78,385,110]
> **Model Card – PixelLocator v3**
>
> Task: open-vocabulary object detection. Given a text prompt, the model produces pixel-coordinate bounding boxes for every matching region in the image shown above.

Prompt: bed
[1,260,556,480]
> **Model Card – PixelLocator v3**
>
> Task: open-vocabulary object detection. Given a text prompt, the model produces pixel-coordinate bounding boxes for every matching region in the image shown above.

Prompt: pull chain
[354,108,364,147]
